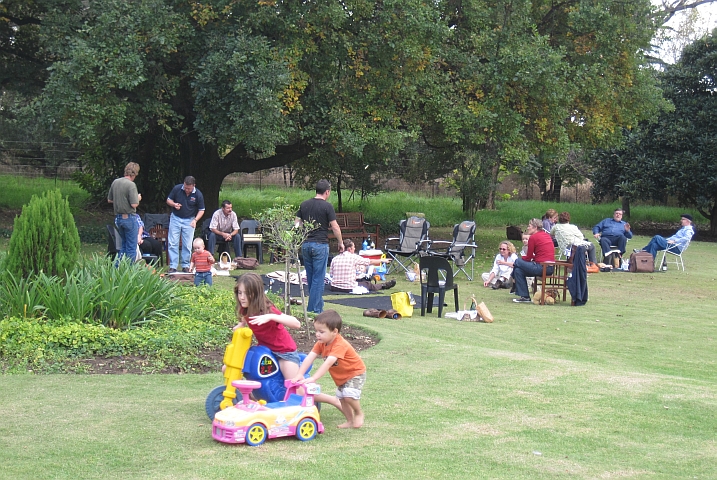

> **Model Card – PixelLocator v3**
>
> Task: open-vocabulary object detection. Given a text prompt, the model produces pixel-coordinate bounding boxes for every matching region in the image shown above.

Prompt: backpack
[629,251,654,273]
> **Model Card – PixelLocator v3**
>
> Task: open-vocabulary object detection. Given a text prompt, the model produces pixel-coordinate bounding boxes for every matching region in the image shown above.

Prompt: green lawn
[1,230,715,479]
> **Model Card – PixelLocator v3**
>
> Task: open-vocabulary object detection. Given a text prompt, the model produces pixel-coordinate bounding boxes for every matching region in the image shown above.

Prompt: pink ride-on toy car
[212,379,324,446]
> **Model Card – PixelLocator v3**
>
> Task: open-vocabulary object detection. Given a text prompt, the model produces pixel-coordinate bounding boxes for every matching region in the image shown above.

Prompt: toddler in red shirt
[190,238,215,286]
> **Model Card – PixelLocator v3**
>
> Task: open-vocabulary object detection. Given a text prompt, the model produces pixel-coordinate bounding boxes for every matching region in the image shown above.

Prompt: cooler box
[359,249,383,260]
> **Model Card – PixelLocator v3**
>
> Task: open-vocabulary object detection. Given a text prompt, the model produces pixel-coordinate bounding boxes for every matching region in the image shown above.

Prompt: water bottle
[362,238,369,251]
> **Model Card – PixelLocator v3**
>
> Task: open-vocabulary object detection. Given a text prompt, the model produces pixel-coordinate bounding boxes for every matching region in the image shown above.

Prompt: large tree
[594,29,717,233]
[5,0,445,212]
[3,0,713,212]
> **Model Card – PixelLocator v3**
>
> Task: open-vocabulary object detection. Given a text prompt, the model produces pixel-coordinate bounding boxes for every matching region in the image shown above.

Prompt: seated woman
[551,211,597,264]
[482,241,518,289]
[542,209,559,246]
[330,239,395,293]
[137,217,163,260]
[511,218,555,303]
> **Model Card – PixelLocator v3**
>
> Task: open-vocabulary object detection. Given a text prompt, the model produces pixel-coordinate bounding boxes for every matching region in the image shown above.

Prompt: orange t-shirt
[312,334,366,386]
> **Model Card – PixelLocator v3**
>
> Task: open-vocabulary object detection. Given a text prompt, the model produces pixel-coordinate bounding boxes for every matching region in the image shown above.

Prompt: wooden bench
[328,212,380,249]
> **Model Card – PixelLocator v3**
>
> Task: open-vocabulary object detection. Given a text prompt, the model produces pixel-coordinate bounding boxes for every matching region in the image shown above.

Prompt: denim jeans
[512,258,553,298]
[302,242,329,313]
[642,235,680,259]
[194,271,212,286]
[207,232,243,258]
[115,214,139,263]
[168,214,194,269]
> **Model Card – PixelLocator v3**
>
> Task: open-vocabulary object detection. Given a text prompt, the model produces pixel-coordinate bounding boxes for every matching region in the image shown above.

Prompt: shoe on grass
[382,279,397,290]
[513,296,532,303]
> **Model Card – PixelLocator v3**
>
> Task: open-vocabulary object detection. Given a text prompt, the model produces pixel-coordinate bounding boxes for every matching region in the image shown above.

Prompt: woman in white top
[551,211,597,263]
[482,241,519,289]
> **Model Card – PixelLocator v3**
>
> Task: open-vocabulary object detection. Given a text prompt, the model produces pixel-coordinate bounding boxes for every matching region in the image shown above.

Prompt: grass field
[2,230,715,478]
[1,178,715,478]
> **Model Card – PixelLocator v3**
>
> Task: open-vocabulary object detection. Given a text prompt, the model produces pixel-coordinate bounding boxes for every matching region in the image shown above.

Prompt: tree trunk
[546,171,563,202]
[621,197,631,218]
[486,157,501,210]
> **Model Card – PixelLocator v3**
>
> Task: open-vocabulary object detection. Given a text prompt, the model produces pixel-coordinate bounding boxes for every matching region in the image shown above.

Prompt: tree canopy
[2,0,713,212]
[592,28,717,233]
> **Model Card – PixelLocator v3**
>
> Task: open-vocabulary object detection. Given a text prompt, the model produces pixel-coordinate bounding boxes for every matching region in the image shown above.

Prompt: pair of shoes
[491,280,503,290]
[382,279,397,290]
[182,267,191,273]
[513,296,532,303]
[167,268,177,273]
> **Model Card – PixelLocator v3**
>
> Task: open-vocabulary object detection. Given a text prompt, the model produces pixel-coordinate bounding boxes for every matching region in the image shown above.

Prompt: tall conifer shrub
[6,189,81,277]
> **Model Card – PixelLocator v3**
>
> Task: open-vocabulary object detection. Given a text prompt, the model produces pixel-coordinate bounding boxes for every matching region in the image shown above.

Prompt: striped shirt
[191,250,215,272]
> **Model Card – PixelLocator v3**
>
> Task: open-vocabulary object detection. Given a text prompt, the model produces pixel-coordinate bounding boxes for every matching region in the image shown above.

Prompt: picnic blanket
[326,294,440,310]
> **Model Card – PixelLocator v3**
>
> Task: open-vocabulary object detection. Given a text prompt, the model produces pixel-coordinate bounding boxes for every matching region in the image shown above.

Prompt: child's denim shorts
[273,350,301,366]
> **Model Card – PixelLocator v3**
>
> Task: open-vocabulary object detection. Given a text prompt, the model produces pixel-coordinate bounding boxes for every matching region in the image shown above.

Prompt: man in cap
[635,214,695,263]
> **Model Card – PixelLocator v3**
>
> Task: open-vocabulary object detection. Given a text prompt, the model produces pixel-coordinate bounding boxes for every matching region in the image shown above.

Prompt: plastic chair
[240,219,264,264]
[143,213,170,231]
[657,239,691,271]
[419,256,459,318]
[427,220,477,280]
[107,224,149,263]
[384,216,430,274]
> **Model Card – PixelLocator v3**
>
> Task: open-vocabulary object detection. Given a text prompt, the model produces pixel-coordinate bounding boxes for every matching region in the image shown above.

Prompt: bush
[0,287,237,374]
[5,189,81,277]
[0,256,188,329]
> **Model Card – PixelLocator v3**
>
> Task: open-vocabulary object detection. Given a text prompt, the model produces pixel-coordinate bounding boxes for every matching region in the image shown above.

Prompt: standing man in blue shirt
[592,209,633,260]
[166,176,205,273]
[295,179,344,314]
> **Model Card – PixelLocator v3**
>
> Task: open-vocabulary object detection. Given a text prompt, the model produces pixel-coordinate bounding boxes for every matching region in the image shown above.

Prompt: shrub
[0,256,188,329]
[5,189,81,277]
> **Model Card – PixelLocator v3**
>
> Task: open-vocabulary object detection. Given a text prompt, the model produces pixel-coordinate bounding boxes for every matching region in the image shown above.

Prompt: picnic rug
[325,294,441,310]
[262,275,353,296]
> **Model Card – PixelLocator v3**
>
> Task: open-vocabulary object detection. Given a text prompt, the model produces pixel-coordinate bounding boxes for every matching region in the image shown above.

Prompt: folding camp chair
[427,220,477,280]
[384,216,430,274]
[657,238,691,271]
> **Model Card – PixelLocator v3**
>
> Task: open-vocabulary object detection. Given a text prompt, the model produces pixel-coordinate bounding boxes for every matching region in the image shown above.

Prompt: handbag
[586,261,600,274]
[234,257,259,270]
[390,292,414,318]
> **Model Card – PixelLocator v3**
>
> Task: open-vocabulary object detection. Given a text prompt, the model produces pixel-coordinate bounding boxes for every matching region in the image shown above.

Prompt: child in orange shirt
[190,238,215,286]
[293,310,366,428]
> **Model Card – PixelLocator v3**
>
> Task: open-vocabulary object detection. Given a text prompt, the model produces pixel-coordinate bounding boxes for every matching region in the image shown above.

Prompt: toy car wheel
[245,423,268,446]
[205,385,240,420]
[295,418,317,442]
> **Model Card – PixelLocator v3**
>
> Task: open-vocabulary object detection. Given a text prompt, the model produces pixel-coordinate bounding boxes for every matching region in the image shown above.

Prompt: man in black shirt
[295,179,344,313]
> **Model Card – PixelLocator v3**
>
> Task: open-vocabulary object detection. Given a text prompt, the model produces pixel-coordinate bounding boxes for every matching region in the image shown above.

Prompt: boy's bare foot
[352,413,364,428]
[337,422,353,429]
